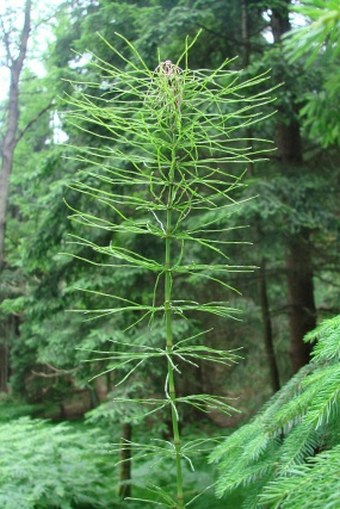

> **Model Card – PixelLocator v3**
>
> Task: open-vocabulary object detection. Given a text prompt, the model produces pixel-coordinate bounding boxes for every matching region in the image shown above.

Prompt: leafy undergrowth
[0,395,42,422]
[0,400,245,509]
[0,416,119,509]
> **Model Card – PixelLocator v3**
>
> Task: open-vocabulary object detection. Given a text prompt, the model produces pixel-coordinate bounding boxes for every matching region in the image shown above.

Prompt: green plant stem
[165,204,184,509]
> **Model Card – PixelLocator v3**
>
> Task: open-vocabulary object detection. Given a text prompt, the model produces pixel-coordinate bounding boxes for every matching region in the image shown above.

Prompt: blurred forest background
[0,0,339,508]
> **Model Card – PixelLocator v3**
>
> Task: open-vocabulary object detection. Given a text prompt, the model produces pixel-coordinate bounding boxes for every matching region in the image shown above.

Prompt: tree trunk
[241,0,251,67]
[0,0,31,268]
[286,232,316,371]
[0,0,31,393]
[241,1,280,389]
[270,1,316,372]
[270,0,291,42]
[118,422,132,499]
[259,260,280,392]
[0,344,9,392]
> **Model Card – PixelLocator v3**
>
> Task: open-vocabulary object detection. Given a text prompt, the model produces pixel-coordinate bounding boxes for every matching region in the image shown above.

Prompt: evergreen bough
[210,314,340,509]
[66,33,273,507]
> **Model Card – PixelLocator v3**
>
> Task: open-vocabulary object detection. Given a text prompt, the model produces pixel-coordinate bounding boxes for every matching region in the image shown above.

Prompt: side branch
[0,15,13,65]
[16,100,54,143]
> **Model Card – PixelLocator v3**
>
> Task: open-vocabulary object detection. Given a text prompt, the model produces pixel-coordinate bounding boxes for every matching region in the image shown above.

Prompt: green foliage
[259,444,340,509]
[0,394,40,421]
[211,315,340,508]
[63,32,274,506]
[130,451,241,509]
[4,0,338,419]
[1,3,339,506]
[0,417,119,509]
[285,0,340,66]
[284,0,340,146]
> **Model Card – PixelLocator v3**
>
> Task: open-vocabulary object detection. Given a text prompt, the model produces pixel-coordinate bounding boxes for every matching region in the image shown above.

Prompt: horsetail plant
[65,33,273,508]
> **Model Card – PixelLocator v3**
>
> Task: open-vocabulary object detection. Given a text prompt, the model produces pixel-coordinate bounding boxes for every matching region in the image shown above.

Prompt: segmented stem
[164,125,184,506]
[165,205,184,509]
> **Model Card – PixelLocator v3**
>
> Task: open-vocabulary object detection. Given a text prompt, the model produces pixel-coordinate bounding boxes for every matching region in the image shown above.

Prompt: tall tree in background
[269,0,316,372]
[240,0,281,392]
[0,0,53,392]
[0,0,32,268]
[0,0,32,392]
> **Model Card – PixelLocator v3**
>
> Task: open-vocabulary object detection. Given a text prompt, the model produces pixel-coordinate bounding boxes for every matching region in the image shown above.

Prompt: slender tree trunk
[0,0,31,268]
[241,2,280,388]
[118,422,132,499]
[241,0,251,67]
[270,0,291,42]
[0,344,9,392]
[286,232,315,371]
[0,314,20,392]
[270,1,316,372]
[259,260,280,392]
